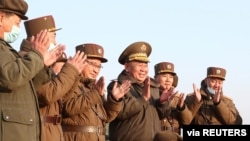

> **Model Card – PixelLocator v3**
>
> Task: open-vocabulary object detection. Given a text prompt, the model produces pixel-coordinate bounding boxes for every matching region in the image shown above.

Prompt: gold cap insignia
[216,69,221,75]
[140,44,147,51]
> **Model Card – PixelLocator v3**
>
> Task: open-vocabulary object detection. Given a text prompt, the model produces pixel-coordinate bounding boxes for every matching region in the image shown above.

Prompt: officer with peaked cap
[19,15,62,56]
[18,14,86,141]
[0,0,61,141]
[118,41,151,65]
[154,62,185,141]
[178,66,242,125]
[61,43,131,141]
[19,14,65,87]
[75,43,108,63]
[108,41,172,141]
[24,15,62,37]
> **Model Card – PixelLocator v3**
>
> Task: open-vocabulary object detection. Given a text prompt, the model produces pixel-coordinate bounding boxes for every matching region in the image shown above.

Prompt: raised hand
[159,87,174,103]
[30,29,50,57]
[67,51,87,74]
[30,30,66,66]
[193,83,201,102]
[213,86,222,103]
[177,93,185,108]
[111,80,131,101]
[95,76,106,96]
[43,44,65,66]
[143,77,151,101]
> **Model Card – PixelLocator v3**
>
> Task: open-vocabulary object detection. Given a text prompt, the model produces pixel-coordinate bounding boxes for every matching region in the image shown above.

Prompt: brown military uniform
[61,43,121,141]
[184,85,242,125]
[62,78,122,141]
[179,67,242,125]
[20,15,76,141]
[108,42,170,141]
[154,62,183,141]
[20,39,80,141]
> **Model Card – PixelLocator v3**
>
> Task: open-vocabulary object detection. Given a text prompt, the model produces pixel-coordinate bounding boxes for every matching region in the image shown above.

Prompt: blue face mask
[206,87,215,95]
[4,25,21,43]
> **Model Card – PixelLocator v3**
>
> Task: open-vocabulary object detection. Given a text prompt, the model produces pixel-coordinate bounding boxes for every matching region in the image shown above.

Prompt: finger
[78,51,85,61]
[112,81,118,89]
[82,54,87,61]
[99,76,105,84]
[193,83,199,94]
[30,36,34,42]
[74,50,80,59]
[180,93,184,99]
[122,80,130,89]
[192,83,196,91]
[37,30,47,43]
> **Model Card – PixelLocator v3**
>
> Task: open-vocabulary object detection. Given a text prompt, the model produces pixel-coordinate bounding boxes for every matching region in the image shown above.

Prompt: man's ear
[124,62,129,72]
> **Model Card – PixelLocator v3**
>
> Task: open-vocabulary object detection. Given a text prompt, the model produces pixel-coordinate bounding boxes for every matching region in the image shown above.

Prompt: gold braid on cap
[48,27,56,32]
[158,70,172,74]
[208,74,224,79]
[87,54,102,58]
[128,53,149,62]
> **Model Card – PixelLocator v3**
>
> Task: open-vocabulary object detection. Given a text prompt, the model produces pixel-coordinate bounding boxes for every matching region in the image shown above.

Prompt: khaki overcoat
[62,77,123,141]
[181,80,242,125]
[20,39,80,141]
[0,39,42,141]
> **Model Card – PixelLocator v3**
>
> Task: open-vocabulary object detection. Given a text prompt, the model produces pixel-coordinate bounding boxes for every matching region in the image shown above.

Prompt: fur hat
[154,62,176,76]
[207,67,226,80]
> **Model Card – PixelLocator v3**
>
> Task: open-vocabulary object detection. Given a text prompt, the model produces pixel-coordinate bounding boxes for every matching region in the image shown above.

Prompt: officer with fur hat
[108,41,172,141]
[62,43,131,141]
[0,0,62,141]
[178,66,242,125]
[154,62,185,141]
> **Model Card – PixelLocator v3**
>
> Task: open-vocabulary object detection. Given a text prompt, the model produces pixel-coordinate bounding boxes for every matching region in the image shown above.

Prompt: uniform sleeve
[178,94,203,125]
[103,95,123,122]
[36,63,80,107]
[214,97,242,125]
[0,47,43,90]
[178,104,193,125]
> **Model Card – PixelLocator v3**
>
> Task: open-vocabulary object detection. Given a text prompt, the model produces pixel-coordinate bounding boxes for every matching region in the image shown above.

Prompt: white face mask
[4,25,21,43]
[48,43,56,52]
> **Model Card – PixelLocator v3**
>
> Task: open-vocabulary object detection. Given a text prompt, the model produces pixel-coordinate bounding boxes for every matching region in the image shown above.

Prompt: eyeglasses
[86,60,103,69]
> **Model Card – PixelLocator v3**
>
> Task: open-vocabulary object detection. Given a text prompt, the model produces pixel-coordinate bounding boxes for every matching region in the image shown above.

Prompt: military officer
[178,67,242,125]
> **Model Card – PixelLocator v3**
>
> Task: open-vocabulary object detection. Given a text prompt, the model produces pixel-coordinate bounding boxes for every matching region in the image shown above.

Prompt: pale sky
[12,0,250,124]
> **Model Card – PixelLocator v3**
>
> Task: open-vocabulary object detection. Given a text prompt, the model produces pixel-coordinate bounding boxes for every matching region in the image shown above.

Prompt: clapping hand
[111,80,131,101]
[95,76,106,96]
[143,77,151,101]
[43,44,65,66]
[213,86,222,103]
[193,83,201,102]
[67,51,87,74]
